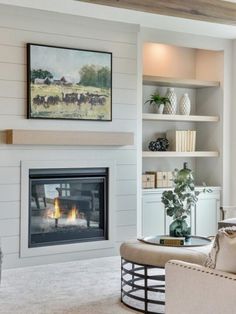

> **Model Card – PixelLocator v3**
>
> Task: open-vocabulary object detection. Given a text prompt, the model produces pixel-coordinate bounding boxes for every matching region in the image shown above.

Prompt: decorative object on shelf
[164,87,177,114]
[161,162,200,238]
[146,171,173,188]
[148,140,158,151]
[145,93,171,114]
[148,138,169,151]
[27,43,112,121]
[166,130,196,152]
[179,93,191,115]
[156,171,173,188]
[142,174,155,189]
[156,138,169,151]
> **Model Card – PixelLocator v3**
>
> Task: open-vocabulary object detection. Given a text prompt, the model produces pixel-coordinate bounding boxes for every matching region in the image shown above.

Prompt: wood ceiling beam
[79,0,236,25]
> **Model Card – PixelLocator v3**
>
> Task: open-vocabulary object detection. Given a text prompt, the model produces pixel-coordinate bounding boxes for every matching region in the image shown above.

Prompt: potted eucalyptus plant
[161,162,206,238]
[145,93,171,114]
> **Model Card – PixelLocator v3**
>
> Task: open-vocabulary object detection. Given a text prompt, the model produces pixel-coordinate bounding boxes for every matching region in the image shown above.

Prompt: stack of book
[167,130,196,152]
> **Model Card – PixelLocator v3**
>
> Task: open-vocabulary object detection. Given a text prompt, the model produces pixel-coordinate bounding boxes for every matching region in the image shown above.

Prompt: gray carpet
[0,256,139,314]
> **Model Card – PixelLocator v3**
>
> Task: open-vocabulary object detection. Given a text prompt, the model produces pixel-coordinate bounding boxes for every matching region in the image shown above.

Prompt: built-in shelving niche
[142,43,223,187]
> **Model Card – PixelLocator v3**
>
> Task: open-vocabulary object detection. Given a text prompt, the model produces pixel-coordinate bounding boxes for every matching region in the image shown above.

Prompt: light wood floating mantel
[142,113,219,122]
[142,151,219,158]
[5,129,134,146]
[143,76,220,89]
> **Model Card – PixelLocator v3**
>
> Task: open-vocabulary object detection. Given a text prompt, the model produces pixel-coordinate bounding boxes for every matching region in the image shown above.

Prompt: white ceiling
[1,0,236,39]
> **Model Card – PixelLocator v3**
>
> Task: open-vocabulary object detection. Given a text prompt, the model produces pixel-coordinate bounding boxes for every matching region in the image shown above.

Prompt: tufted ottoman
[120,240,212,314]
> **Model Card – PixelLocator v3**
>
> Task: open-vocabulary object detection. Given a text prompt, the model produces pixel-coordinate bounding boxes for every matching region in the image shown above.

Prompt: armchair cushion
[205,226,236,274]
[165,260,236,314]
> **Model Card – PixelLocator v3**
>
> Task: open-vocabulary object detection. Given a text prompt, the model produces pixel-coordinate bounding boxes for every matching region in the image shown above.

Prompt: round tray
[139,235,212,247]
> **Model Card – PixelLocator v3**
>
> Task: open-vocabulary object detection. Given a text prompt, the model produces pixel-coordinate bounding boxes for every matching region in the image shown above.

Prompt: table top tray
[139,235,212,247]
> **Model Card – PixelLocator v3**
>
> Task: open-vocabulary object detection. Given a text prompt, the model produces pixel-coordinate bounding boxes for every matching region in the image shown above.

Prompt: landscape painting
[27,44,112,121]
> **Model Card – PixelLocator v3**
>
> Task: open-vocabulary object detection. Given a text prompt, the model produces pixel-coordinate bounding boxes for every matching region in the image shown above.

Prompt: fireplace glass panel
[29,168,108,247]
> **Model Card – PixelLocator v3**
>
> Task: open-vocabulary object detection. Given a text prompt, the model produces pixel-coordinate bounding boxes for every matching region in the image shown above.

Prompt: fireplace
[28,168,108,248]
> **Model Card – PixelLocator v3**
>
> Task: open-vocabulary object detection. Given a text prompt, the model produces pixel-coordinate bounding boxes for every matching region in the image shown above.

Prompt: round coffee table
[120,236,212,314]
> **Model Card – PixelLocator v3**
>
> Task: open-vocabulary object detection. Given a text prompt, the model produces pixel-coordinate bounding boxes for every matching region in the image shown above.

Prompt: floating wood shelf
[5,129,134,146]
[142,151,219,158]
[142,186,221,193]
[142,113,219,122]
[143,75,220,89]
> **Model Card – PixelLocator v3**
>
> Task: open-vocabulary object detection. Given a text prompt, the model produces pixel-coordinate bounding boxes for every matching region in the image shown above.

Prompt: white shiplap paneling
[0,5,137,268]
[0,201,20,219]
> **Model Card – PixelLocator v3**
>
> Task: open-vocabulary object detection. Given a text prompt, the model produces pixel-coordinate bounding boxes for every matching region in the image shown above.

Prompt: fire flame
[67,206,78,223]
[47,198,61,219]
[54,198,61,219]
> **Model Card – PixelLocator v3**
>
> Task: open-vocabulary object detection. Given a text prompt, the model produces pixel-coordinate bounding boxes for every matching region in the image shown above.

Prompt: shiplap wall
[0,5,138,268]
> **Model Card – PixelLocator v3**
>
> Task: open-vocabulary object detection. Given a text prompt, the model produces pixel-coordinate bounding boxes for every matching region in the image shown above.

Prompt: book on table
[159,236,185,246]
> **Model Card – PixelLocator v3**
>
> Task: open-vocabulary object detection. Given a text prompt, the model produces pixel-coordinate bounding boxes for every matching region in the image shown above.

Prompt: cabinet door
[142,195,165,237]
[195,195,220,237]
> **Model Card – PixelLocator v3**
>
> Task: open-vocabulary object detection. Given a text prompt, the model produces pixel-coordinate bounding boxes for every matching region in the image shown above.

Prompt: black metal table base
[121,258,165,314]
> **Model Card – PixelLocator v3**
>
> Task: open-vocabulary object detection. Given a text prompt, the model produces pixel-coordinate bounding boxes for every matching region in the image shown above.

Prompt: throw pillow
[205,226,236,274]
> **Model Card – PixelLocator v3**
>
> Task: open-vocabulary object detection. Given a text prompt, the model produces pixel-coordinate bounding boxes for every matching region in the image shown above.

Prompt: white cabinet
[195,192,221,237]
[142,187,220,237]
[142,193,165,237]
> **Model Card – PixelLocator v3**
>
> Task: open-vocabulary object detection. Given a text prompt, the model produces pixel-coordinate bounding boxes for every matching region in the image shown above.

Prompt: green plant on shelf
[145,93,170,108]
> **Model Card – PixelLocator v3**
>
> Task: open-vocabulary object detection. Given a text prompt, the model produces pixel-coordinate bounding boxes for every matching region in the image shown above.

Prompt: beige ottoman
[120,240,212,314]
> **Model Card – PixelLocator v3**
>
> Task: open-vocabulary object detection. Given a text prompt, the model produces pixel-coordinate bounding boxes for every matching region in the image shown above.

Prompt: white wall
[230,40,236,205]
[143,43,196,79]
[0,5,138,268]
[0,3,234,268]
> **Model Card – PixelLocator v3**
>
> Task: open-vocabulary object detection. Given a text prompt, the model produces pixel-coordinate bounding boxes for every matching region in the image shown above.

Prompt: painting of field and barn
[27,44,112,121]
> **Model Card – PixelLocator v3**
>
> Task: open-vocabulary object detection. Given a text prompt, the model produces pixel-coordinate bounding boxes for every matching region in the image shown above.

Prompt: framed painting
[27,43,112,121]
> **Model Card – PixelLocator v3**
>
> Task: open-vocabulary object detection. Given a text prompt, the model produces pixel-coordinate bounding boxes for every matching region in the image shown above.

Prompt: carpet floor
[0,256,139,314]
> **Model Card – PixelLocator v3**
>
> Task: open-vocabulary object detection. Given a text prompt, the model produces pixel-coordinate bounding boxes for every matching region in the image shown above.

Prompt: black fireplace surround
[29,168,108,248]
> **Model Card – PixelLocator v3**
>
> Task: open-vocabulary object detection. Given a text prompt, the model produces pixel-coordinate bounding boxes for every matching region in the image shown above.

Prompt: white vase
[164,88,177,115]
[157,104,164,114]
[179,93,191,115]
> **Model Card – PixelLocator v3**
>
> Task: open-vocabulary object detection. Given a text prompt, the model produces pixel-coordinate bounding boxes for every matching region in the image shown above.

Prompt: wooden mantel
[5,129,134,146]
[80,0,236,25]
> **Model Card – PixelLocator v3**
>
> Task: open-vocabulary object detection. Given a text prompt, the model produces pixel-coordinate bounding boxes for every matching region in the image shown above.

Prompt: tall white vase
[164,88,177,114]
[179,93,191,115]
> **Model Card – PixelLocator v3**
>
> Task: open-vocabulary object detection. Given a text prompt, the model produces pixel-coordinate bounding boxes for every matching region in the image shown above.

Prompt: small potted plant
[161,163,209,238]
[145,93,171,114]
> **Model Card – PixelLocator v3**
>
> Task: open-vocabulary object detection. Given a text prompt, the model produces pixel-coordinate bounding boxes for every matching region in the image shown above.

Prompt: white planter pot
[157,104,164,114]
[179,93,191,115]
[164,88,177,114]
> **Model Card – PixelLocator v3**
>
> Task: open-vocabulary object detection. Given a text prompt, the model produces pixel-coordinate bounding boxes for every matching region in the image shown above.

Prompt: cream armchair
[165,260,236,314]
[221,206,236,219]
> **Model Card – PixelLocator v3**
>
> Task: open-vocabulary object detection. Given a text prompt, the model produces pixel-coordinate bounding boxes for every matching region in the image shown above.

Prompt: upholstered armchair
[218,206,236,229]
[166,225,236,314]
[165,259,236,314]
[220,206,236,220]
